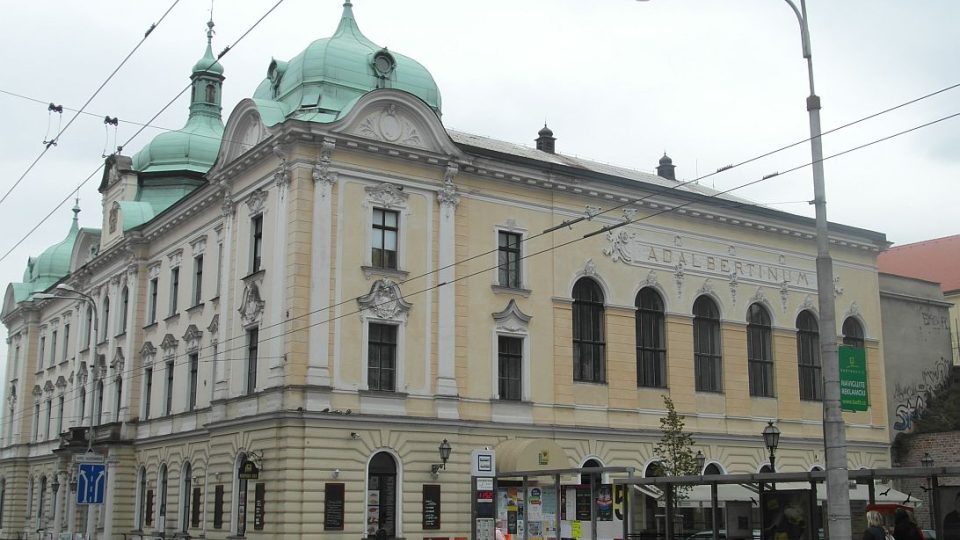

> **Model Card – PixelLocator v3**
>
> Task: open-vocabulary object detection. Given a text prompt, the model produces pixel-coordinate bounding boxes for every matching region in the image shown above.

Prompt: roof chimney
[656,153,676,181]
[536,124,556,154]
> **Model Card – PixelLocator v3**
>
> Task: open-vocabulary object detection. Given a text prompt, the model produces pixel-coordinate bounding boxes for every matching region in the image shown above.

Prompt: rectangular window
[192,487,202,528]
[13,345,19,376]
[193,255,204,306]
[251,215,263,273]
[165,360,174,416]
[50,330,57,367]
[747,326,774,397]
[213,485,224,529]
[38,337,46,371]
[169,267,180,316]
[119,288,128,334]
[143,367,153,420]
[497,231,522,288]
[371,208,399,269]
[216,242,223,295]
[148,278,159,324]
[497,335,522,401]
[188,353,199,411]
[367,323,397,391]
[62,324,69,362]
[33,403,40,441]
[85,307,93,347]
[45,400,52,440]
[246,328,259,395]
[145,490,154,527]
[56,396,64,436]
[693,318,722,392]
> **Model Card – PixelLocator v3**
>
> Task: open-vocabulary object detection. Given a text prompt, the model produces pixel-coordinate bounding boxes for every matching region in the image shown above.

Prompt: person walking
[893,508,924,540]
[864,510,889,540]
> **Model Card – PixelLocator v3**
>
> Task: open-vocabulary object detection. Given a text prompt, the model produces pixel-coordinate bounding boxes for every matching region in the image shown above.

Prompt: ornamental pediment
[332,90,463,157]
[357,279,411,322]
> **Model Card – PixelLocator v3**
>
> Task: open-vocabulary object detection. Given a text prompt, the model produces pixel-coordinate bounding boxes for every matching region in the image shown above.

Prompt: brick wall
[896,431,960,529]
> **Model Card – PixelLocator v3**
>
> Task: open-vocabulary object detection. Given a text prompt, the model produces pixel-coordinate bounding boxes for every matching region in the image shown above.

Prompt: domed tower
[6,202,82,304]
[132,19,225,176]
[656,153,676,181]
[252,0,442,121]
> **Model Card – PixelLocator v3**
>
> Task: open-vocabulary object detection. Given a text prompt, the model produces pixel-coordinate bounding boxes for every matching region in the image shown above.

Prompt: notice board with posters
[423,484,441,530]
[324,483,345,530]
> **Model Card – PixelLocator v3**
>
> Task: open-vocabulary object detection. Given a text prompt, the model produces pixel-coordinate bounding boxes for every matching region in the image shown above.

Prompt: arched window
[205,84,217,103]
[367,452,399,539]
[842,317,864,349]
[747,303,774,397]
[0,477,6,529]
[704,463,724,475]
[796,311,821,401]
[232,453,249,535]
[693,296,722,392]
[84,306,93,348]
[134,467,147,530]
[636,288,666,388]
[572,278,606,383]
[180,462,192,532]
[78,385,87,425]
[102,295,110,343]
[580,458,603,487]
[114,376,123,422]
[158,464,168,527]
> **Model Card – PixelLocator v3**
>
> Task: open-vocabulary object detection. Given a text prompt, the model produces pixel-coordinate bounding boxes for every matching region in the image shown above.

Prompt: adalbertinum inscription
[603,229,814,290]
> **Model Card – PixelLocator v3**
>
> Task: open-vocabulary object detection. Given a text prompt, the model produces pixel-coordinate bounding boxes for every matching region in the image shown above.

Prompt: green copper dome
[9,203,82,303]
[252,0,441,119]
[134,22,225,175]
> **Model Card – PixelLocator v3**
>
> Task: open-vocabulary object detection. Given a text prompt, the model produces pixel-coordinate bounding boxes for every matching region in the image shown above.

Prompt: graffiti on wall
[893,357,951,433]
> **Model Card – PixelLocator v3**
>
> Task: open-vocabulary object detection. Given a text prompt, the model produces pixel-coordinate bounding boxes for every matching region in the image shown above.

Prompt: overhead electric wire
[0,0,182,208]
[13,108,960,430]
[0,0,289,266]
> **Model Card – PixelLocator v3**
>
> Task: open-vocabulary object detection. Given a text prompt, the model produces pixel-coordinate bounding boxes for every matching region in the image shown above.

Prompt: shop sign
[839,345,868,411]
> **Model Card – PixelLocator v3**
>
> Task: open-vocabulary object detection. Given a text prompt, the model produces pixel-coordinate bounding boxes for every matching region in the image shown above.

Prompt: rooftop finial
[207,0,216,45]
[72,198,81,223]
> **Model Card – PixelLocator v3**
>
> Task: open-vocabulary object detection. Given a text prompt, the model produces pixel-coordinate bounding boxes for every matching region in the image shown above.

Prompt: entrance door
[367,452,398,539]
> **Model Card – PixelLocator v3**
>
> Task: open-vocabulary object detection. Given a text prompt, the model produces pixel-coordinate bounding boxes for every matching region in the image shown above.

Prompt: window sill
[46,364,57,372]
[143,322,158,330]
[494,397,531,404]
[361,265,409,280]
[187,303,204,313]
[638,384,669,390]
[79,346,90,354]
[491,284,531,297]
[97,339,109,346]
[750,395,777,400]
[695,389,725,395]
[210,295,220,304]
[115,331,126,340]
[59,359,71,367]
[164,313,181,323]
[359,389,408,398]
[800,397,823,403]
[242,269,266,283]
[572,380,608,386]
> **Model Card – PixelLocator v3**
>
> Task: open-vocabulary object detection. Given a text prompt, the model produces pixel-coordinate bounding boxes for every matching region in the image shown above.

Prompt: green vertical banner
[839,345,868,411]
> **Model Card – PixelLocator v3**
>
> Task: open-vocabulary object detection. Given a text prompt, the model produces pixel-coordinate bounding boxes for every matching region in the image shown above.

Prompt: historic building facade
[0,3,892,539]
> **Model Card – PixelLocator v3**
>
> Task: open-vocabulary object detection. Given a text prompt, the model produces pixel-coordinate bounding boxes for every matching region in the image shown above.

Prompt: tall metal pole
[782,2,851,539]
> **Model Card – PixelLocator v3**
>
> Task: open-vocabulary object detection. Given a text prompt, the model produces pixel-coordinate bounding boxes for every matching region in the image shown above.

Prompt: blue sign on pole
[77,463,106,505]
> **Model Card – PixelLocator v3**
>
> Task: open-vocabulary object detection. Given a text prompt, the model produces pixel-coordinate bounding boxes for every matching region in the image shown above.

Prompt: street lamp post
[763,421,781,474]
[34,283,100,539]
[635,0,852,536]
[779,3,853,538]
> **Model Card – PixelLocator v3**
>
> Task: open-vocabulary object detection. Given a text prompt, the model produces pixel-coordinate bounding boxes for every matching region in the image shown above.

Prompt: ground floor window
[367,452,398,539]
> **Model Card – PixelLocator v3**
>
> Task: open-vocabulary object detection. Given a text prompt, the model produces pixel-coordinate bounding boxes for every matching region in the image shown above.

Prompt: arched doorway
[367,452,399,539]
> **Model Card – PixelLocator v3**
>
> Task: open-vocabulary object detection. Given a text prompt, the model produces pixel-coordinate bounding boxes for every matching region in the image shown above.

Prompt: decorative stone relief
[674,263,685,299]
[750,287,766,305]
[110,347,124,375]
[77,363,87,386]
[108,202,119,233]
[364,183,408,210]
[728,245,736,256]
[582,259,598,278]
[182,324,203,352]
[674,235,683,247]
[167,249,183,268]
[492,299,532,334]
[190,236,207,256]
[221,192,235,218]
[780,280,790,312]
[642,269,658,288]
[245,189,268,215]
[779,254,786,265]
[160,334,179,358]
[140,341,156,359]
[238,281,265,328]
[437,179,459,211]
[207,314,220,338]
[272,144,291,187]
[55,376,67,390]
[32,385,42,398]
[43,381,54,394]
[585,206,602,219]
[357,279,412,322]
[834,276,844,297]
[356,104,424,148]
[845,301,861,319]
[622,208,638,222]
[603,230,635,264]
[696,279,714,297]
[148,262,161,280]
[799,295,816,314]
[312,138,338,194]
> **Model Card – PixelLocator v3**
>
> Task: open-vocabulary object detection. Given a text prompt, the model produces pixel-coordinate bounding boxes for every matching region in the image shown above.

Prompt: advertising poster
[938,486,960,540]
[760,490,812,540]
[597,485,613,521]
[529,487,544,521]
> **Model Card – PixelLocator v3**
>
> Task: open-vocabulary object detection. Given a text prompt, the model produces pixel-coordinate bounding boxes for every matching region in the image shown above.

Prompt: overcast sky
[0,1,957,363]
